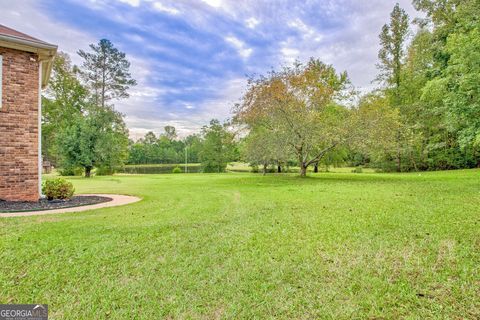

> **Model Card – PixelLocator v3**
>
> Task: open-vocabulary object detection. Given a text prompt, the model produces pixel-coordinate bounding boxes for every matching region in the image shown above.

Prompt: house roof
[0,24,57,88]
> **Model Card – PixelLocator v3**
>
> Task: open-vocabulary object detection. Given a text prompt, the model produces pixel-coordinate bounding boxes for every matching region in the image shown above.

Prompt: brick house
[0,25,57,201]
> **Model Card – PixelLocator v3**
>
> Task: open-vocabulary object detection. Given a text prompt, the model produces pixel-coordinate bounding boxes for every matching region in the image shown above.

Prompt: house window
[0,55,2,110]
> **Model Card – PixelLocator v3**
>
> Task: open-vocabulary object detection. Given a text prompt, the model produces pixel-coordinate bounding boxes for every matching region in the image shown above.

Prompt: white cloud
[245,17,260,29]
[152,1,180,15]
[225,36,253,59]
[280,46,300,64]
[288,18,323,42]
[0,0,95,65]
[118,0,141,7]
[201,0,223,8]
[199,77,245,119]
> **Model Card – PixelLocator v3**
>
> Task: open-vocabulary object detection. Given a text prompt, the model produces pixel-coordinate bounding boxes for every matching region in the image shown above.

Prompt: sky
[0,0,421,139]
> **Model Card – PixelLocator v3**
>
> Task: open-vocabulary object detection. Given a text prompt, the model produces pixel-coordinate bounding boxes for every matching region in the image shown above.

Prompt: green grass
[123,163,201,168]
[1,170,479,319]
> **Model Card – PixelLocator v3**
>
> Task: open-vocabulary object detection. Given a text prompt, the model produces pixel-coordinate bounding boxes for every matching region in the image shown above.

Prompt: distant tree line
[128,120,239,173]
[128,127,201,164]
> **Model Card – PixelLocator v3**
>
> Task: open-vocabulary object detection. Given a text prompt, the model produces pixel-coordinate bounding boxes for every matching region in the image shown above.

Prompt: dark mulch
[0,196,112,213]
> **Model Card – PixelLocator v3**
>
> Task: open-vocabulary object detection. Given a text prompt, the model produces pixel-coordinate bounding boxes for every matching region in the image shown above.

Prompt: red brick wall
[0,47,40,202]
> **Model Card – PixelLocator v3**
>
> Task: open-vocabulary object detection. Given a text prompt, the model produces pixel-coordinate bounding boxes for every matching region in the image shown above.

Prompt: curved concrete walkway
[0,194,141,218]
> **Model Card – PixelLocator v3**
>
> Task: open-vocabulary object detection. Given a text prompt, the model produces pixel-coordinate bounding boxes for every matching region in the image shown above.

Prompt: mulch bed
[0,196,113,213]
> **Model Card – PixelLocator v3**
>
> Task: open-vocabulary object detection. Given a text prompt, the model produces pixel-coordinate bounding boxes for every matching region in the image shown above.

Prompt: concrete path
[0,194,141,218]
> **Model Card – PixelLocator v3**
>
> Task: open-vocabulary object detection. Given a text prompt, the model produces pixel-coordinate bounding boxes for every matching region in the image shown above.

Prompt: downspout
[38,61,43,199]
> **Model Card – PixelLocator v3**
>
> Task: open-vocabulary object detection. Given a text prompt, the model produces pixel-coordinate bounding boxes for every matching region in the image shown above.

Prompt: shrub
[96,166,116,176]
[58,167,84,176]
[352,166,363,173]
[42,178,75,200]
[172,167,182,174]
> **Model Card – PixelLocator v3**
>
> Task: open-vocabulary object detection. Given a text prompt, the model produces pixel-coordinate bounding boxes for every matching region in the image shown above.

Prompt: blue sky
[1,0,420,138]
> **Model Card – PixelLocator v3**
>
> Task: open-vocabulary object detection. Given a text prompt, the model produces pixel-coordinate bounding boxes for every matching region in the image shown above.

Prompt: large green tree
[57,105,129,177]
[236,59,351,177]
[200,120,237,173]
[377,3,409,105]
[42,52,88,164]
[45,40,135,176]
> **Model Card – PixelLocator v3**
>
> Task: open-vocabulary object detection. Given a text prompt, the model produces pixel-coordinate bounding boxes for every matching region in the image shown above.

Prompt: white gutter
[0,34,57,50]
[0,34,57,88]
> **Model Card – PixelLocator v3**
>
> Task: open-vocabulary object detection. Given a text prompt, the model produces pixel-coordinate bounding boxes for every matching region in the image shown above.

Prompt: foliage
[172,166,182,174]
[57,105,129,177]
[127,128,201,165]
[96,165,117,176]
[58,166,84,177]
[78,39,137,108]
[364,1,480,171]
[236,59,352,176]
[42,52,89,165]
[242,127,290,175]
[42,178,75,200]
[377,3,410,103]
[200,119,237,173]
[351,166,363,173]
[43,40,134,177]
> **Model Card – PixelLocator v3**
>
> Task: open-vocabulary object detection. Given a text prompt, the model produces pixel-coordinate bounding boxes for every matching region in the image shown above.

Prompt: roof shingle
[0,24,52,45]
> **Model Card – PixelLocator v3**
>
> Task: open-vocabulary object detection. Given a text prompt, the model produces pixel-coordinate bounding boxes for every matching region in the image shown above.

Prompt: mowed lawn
[1,170,479,319]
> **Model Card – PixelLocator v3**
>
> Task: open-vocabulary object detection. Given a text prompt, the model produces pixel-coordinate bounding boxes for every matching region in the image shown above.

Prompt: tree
[42,52,88,164]
[421,0,480,150]
[200,119,236,173]
[183,134,203,163]
[163,126,177,141]
[375,4,410,171]
[78,39,137,108]
[236,59,351,177]
[57,105,129,177]
[377,3,409,105]
[350,93,404,170]
[242,127,290,175]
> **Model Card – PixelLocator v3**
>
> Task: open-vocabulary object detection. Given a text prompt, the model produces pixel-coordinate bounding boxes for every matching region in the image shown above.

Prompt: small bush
[96,166,116,176]
[352,166,363,173]
[172,167,182,174]
[58,167,83,176]
[42,178,75,200]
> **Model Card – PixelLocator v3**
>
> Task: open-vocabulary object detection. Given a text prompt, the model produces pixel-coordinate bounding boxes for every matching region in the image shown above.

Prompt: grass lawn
[1,170,479,319]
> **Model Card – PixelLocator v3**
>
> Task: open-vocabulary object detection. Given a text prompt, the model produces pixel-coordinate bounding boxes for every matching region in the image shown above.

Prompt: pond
[118,164,202,174]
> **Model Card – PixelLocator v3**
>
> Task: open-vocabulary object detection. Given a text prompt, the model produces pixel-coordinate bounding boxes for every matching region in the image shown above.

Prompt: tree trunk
[314,163,318,173]
[300,163,307,177]
[263,163,267,176]
[85,166,92,178]
[277,164,282,173]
